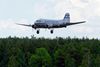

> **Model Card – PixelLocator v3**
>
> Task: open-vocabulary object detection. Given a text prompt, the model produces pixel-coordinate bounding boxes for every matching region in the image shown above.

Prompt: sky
[0,0,100,38]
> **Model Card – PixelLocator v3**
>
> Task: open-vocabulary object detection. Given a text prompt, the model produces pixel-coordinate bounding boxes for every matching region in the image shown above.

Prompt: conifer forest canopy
[0,36,100,67]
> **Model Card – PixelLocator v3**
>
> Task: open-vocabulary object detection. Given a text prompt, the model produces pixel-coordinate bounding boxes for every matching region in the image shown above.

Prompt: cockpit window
[36,20,41,22]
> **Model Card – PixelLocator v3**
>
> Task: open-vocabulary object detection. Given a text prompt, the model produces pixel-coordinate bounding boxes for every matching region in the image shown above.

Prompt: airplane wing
[67,21,86,26]
[16,23,32,27]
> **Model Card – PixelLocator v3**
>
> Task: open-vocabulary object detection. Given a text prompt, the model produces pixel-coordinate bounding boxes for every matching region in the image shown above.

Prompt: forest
[0,36,100,67]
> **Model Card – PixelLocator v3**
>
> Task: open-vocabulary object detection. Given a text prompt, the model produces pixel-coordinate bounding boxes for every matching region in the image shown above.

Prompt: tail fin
[63,13,70,22]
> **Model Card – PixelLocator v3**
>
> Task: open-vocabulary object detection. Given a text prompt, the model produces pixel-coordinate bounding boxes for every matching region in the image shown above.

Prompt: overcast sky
[0,0,100,38]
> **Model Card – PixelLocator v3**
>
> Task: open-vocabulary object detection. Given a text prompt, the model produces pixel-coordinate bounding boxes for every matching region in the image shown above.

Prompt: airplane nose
[32,25,34,28]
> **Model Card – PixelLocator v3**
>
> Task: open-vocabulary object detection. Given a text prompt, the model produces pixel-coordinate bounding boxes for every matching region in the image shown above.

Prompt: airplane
[16,13,85,34]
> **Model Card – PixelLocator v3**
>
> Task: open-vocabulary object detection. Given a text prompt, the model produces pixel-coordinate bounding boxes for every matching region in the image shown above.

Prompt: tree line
[0,36,100,67]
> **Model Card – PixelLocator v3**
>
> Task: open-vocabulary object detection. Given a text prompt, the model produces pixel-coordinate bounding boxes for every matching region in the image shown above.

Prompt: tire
[50,30,53,34]
[37,30,39,34]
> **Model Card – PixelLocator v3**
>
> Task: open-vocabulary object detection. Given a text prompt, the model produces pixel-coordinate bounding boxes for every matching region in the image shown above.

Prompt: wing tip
[83,21,86,22]
[15,23,32,27]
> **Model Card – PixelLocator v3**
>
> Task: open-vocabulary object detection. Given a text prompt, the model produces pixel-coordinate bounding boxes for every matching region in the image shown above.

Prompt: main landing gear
[36,30,54,34]
[36,30,39,34]
[50,30,53,34]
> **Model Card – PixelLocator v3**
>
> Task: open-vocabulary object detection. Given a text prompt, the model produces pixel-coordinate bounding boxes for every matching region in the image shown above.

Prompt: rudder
[63,13,70,22]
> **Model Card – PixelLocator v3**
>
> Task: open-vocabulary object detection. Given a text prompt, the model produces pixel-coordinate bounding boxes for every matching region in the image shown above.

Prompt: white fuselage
[34,19,69,28]
[33,13,70,28]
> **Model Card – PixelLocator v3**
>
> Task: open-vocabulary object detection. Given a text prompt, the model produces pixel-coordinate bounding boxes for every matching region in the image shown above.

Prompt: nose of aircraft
[32,25,34,28]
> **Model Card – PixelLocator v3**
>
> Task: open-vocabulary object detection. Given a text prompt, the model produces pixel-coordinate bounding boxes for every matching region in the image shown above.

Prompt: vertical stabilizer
[63,13,70,22]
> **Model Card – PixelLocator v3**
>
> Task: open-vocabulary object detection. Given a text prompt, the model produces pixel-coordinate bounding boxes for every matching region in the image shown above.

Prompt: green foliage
[54,49,65,67]
[92,54,100,67]
[29,54,40,67]
[65,54,75,67]
[8,56,19,67]
[29,48,52,67]
[79,50,92,67]
[0,36,99,67]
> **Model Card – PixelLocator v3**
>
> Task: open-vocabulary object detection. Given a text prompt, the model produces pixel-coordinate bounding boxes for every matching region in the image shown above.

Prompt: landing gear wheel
[36,30,39,34]
[50,30,53,34]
